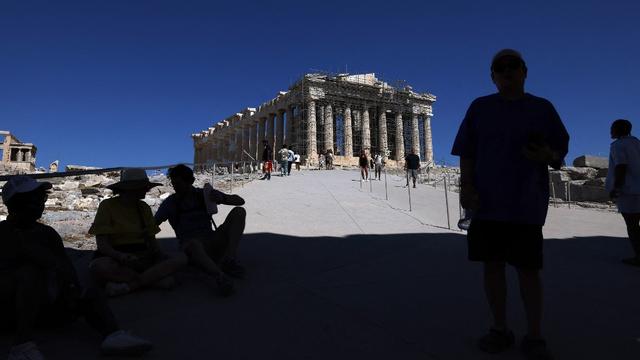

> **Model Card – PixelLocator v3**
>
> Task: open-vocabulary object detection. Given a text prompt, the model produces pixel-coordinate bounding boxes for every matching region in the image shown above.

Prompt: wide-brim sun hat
[1,176,53,203]
[106,168,162,191]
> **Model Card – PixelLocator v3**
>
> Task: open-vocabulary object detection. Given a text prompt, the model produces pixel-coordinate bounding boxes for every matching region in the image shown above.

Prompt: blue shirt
[451,93,569,225]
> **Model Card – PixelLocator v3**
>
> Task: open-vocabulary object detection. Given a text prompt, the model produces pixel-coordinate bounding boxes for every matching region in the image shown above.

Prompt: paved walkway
[2,169,638,359]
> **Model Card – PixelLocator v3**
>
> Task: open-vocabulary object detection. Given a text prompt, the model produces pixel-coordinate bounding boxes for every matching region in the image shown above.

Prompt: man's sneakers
[521,336,554,360]
[8,341,45,360]
[101,330,153,356]
[477,328,515,354]
[477,329,553,360]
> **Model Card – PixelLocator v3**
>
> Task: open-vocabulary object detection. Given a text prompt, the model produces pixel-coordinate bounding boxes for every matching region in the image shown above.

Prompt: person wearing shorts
[155,164,246,297]
[88,168,187,297]
[405,149,420,188]
[452,49,569,360]
[606,119,640,267]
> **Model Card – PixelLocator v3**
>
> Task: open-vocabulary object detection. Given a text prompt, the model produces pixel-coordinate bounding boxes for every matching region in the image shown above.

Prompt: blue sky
[1,0,638,169]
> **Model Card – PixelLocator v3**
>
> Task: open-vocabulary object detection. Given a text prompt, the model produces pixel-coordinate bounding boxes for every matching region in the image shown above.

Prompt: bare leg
[183,240,223,276]
[90,257,142,290]
[484,261,508,330]
[220,207,246,259]
[621,213,640,258]
[517,268,543,338]
[138,254,188,287]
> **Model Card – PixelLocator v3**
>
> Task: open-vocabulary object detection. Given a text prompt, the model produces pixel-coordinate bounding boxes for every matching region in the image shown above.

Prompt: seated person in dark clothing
[155,164,246,296]
[0,176,152,359]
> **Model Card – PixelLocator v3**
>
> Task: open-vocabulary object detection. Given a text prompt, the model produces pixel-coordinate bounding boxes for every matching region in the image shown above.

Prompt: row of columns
[195,101,433,166]
[305,101,433,164]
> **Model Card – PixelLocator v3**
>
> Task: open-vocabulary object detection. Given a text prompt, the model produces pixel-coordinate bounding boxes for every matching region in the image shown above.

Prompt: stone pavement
[2,169,639,359]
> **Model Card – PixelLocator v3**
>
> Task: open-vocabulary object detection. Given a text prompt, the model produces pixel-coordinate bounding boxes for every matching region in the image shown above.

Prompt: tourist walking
[287,147,295,175]
[405,149,420,188]
[0,176,153,359]
[294,152,301,171]
[319,152,325,170]
[88,168,188,297]
[451,49,569,360]
[359,150,369,181]
[325,149,334,170]
[374,153,383,180]
[261,140,272,180]
[278,144,289,176]
[606,119,640,267]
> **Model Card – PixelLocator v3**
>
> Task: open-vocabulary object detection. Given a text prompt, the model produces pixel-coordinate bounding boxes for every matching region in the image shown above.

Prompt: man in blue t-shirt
[451,49,569,359]
[606,119,640,266]
[155,164,246,296]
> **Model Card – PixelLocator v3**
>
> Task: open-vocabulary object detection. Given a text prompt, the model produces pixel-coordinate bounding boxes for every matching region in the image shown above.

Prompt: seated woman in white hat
[88,168,188,296]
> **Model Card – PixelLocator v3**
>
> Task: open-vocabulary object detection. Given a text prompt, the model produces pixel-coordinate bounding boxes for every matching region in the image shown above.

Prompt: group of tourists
[260,141,301,180]
[1,165,247,359]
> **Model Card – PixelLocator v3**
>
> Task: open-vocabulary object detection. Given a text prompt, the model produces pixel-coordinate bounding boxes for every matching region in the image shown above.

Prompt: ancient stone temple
[192,73,435,167]
[0,131,37,172]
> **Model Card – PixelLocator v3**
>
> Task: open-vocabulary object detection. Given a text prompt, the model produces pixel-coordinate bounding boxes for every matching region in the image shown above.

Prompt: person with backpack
[155,165,246,296]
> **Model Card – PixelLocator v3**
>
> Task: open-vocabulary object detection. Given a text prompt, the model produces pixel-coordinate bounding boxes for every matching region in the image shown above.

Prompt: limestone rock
[573,155,608,169]
[564,167,598,180]
[57,181,80,191]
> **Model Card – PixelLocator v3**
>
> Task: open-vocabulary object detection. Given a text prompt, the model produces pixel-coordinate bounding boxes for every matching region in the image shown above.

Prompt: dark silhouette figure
[404,149,420,188]
[156,164,246,296]
[451,49,569,360]
[606,119,640,266]
[261,140,272,180]
[0,176,152,359]
[358,150,369,181]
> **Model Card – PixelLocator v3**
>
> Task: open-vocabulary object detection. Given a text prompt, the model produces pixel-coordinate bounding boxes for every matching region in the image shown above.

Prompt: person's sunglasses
[492,60,522,73]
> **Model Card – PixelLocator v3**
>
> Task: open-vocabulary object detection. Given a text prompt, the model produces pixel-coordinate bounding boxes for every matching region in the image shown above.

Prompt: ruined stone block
[573,155,608,169]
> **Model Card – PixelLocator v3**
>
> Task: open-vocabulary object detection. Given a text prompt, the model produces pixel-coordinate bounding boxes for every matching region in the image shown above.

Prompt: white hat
[107,168,162,191]
[1,176,52,203]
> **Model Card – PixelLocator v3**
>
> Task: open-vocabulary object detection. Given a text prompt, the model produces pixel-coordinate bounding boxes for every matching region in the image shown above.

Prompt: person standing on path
[287,147,295,176]
[278,144,289,177]
[606,119,640,267]
[358,150,369,181]
[374,153,383,181]
[404,149,420,188]
[451,49,569,360]
[261,140,272,180]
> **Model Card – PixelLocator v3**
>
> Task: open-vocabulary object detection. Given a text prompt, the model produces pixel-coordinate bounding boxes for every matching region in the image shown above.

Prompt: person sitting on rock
[155,164,245,297]
[0,176,153,359]
[88,168,187,297]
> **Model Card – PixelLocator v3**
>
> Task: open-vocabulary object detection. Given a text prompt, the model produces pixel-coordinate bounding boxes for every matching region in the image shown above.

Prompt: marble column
[343,106,353,157]
[266,114,274,151]
[424,116,434,164]
[255,121,261,161]
[286,107,294,147]
[395,112,404,161]
[411,113,420,156]
[324,104,333,153]
[362,105,371,153]
[306,100,318,163]
[276,110,285,150]
[378,108,388,159]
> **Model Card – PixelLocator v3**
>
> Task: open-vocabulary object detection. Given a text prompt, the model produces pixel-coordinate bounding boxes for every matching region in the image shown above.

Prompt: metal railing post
[407,170,412,212]
[444,175,451,230]
[384,167,388,200]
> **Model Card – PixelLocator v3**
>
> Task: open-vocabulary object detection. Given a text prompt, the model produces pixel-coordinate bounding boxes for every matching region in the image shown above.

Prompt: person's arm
[459,157,480,210]
[96,235,134,263]
[610,164,627,199]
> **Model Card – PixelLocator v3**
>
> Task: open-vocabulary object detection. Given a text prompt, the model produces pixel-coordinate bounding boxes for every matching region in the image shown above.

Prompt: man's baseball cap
[491,48,525,67]
[1,176,52,203]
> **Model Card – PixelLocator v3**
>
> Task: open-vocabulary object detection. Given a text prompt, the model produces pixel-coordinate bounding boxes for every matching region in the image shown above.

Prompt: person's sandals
[521,335,554,360]
[621,257,640,267]
[222,257,246,279]
[216,274,235,297]
[477,328,515,354]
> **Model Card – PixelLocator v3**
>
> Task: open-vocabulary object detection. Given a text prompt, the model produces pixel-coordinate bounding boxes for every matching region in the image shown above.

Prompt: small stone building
[0,131,37,172]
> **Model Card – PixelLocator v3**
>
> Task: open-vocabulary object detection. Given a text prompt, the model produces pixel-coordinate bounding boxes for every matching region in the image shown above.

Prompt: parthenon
[192,73,436,166]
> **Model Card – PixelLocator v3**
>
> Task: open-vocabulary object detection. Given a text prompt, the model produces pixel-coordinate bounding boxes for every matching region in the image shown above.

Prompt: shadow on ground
[2,232,639,360]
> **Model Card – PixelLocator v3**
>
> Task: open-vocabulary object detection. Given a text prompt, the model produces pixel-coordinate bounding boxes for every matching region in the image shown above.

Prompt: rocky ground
[0,169,261,249]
